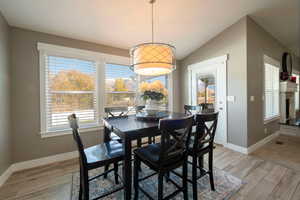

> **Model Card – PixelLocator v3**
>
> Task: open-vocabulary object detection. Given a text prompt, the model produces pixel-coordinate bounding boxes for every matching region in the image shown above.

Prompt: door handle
[219,107,223,110]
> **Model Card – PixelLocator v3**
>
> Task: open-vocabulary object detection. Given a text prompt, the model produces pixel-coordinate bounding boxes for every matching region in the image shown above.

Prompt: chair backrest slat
[193,112,219,149]
[105,107,129,118]
[184,105,200,115]
[68,114,87,166]
[158,116,194,163]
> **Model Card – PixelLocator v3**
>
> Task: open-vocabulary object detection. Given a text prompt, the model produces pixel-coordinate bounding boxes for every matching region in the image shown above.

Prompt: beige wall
[180,17,248,147]
[180,15,300,148]
[172,60,182,112]
[0,12,12,174]
[246,17,300,146]
[10,27,129,162]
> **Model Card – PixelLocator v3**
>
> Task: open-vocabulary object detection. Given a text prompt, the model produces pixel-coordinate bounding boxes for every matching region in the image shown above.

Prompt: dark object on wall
[280,72,289,81]
[281,52,293,81]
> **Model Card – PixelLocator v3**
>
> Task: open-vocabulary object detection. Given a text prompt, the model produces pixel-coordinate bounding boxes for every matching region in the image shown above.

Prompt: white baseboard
[247,131,280,154]
[0,151,78,187]
[0,165,14,187]
[11,151,78,172]
[225,131,280,155]
[224,143,248,154]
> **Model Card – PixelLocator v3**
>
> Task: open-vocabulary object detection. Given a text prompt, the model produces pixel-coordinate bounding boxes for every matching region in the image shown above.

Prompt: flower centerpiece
[139,80,168,114]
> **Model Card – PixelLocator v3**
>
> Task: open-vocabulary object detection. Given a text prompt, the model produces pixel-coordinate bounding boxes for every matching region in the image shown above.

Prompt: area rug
[71,164,243,200]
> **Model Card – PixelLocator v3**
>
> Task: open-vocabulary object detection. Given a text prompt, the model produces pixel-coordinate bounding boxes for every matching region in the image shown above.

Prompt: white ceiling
[0,0,299,59]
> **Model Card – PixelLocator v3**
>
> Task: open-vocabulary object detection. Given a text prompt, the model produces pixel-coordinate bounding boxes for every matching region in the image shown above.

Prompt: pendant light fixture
[130,0,176,76]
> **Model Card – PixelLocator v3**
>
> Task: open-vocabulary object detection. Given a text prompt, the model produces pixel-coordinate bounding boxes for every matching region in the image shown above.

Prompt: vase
[145,99,161,115]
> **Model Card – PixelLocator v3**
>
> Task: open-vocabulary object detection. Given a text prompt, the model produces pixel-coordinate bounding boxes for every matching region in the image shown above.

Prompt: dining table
[102,112,189,200]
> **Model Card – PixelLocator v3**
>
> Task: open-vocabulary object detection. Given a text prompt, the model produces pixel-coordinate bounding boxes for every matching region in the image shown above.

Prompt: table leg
[103,126,111,179]
[123,137,132,200]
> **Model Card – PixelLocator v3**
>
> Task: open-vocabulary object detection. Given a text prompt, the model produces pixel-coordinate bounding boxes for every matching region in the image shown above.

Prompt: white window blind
[44,55,99,132]
[264,62,279,121]
[105,63,137,107]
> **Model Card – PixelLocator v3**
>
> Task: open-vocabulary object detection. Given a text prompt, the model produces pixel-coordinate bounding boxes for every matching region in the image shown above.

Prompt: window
[196,75,215,105]
[139,75,171,109]
[264,56,280,121]
[105,64,173,111]
[38,43,173,136]
[105,64,137,107]
[38,42,128,136]
[293,73,299,110]
[39,51,101,134]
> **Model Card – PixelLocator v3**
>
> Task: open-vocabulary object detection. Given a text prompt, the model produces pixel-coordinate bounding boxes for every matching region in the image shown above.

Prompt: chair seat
[134,143,184,169]
[85,141,124,169]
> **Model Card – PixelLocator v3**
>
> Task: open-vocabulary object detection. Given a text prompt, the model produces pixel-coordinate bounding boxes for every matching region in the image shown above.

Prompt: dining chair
[188,112,219,200]
[184,105,201,115]
[199,103,215,113]
[104,106,154,174]
[68,114,124,200]
[184,105,201,136]
[104,107,129,142]
[133,115,194,200]
[136,105,156,145]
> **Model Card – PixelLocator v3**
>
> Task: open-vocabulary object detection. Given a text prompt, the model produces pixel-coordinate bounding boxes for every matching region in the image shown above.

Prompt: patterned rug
[71,164,243,200]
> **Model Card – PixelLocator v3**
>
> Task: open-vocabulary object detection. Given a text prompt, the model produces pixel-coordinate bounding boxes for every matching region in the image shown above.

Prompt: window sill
[264,116,280,124]
[40,126,103,138]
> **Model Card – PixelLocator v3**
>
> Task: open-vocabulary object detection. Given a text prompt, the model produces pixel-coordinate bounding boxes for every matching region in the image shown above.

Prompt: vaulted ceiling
[0,0,299,59]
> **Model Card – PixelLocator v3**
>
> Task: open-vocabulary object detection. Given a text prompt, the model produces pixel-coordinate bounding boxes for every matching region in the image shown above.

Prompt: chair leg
[104,164,110,179]
[198,155,204,176]
[165,172,170,182]
[82,169,89,200]
[136,139,142,171]
[113,162,119,184]
[158,172,164,200]
[79,168,83,200]
[192,156,198,200]
[208,150,215,191]
[134,155,140,200]
[183,158,188,200]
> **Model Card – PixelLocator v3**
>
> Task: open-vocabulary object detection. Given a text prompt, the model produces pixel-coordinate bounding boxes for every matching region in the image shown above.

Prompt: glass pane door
[196,74,216,112]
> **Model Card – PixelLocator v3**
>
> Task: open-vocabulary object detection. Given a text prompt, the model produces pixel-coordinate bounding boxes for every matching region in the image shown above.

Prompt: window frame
[263,55,280,123]
[38,43,129,137]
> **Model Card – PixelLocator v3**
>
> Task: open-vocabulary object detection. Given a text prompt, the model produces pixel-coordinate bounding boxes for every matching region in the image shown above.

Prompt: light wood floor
[1,135,300,200]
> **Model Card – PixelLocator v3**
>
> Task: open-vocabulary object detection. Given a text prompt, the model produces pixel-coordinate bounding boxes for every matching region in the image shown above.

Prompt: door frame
[187,54,228,145]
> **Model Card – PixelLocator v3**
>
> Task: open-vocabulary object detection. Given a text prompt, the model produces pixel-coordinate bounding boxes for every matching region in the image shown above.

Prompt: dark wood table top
[103,112,189,139]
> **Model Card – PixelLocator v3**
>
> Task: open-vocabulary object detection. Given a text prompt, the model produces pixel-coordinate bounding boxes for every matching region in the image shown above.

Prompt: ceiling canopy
[0,0,298,59]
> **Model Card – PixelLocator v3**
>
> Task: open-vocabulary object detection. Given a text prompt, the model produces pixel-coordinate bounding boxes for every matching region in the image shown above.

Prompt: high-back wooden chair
[184,105,201,115]
[68,114,124,200]
[104,106,129,118]
[133,115,194,200]
[188,112,219,200]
